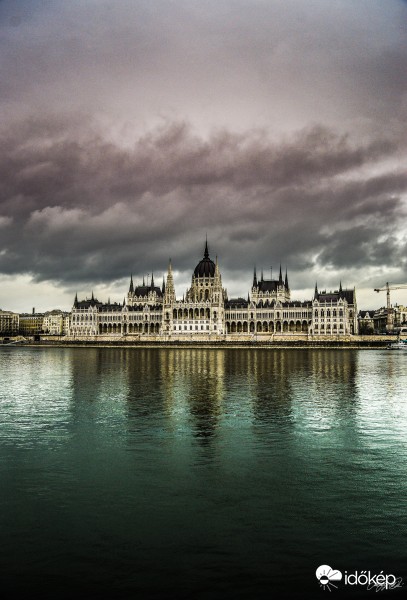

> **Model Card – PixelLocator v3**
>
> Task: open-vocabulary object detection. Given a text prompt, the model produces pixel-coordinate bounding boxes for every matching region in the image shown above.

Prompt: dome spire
[204,236,209,258]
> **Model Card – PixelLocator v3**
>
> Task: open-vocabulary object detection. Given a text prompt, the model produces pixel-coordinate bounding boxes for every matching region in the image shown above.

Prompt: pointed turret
[279,265,283,285]
[285,268,289,289]
[314,283,318,299]
[162,276,166,294]
[123,297,126,306]
[164,259,175,303]
[261,269,264,282]
[142,275,145,286]
[253,266,258,287]
[339,281,343,295]
[129,274,134,293]
[151,272,154,289]
[74,293,78,308]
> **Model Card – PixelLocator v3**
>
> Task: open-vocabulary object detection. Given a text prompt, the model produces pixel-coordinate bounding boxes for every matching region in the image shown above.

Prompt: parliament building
[69,241,358,340]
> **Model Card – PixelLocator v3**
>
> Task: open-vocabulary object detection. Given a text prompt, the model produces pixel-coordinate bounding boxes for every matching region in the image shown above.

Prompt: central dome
[194,241,215,277]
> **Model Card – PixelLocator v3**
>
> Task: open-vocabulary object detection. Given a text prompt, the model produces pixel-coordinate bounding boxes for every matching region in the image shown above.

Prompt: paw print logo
[316,565,343,591]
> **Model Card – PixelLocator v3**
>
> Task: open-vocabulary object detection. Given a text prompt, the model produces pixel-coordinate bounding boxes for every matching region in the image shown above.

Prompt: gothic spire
[285,268,289,289]
[314,282,318,299]
[261,269,264,282]
[164,259,175,303]
[162,276,166,294]
[339,281,343,294]
[253,266,258,287]
[279,265,283,284]
[151,272,154,288]
[129,274,134,293]
[74,292,78,308]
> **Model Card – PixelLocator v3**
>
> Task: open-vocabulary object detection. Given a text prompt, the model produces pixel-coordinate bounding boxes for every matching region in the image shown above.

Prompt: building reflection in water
[150,349,224,446]
[66,347,381,452]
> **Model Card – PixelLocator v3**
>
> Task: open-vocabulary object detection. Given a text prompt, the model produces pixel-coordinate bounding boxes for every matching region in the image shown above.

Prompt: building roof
[98,303,124,312]
[257,280,278,293]
[253,265,289,292]
[133,285,163,298]
[316,289,355,304]
[225,298,249,308]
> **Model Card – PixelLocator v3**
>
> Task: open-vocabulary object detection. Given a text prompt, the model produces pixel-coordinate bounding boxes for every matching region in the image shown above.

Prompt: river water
[0,347,406,598]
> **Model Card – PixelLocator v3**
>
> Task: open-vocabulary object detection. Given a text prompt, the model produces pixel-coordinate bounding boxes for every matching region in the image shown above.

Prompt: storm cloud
[1,118,406,285]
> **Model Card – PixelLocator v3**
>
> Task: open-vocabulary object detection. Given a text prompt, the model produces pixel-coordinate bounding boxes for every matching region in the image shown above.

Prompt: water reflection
[2,348,405,454]
[0,348,74,449]
[68,348,130,445]
[64,348,366,448]
[1,347,407,598]
[122,349,225,446]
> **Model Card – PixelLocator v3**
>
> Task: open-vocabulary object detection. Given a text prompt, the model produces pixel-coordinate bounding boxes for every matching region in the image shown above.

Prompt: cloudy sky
[1,0,407,312]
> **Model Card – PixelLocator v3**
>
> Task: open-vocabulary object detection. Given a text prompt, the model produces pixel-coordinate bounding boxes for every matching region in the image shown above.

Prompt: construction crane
[374,282,407,331]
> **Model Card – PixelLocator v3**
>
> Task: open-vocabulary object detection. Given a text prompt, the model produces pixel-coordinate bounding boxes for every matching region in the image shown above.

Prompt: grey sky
[1,0,406,311]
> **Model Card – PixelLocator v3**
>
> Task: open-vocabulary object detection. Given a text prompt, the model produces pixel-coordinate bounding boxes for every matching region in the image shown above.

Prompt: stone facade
[43,310,70,335]
[19,311,45,336]
[0,309,19,335]
[69,242,358,340]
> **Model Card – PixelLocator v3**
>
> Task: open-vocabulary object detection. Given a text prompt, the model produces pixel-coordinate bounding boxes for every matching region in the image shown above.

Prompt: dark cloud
[0,117,406,293]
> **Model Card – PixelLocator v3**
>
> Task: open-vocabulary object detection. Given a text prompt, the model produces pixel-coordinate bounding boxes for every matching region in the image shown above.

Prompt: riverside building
[69,241,358,340]
[0,309,19,336]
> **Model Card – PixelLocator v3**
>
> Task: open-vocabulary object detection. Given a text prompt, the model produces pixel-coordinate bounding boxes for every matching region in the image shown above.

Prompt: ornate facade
[69,241,358,339]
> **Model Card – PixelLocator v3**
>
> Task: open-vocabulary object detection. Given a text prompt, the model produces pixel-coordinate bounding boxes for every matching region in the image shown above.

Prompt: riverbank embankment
[1,334,397,349]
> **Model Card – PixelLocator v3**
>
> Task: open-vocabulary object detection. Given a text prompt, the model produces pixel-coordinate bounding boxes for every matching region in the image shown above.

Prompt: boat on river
[387,338,407,350]
[1,337,27,346]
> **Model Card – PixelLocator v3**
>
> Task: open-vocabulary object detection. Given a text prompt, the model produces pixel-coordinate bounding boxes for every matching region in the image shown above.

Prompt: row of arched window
[98,323,160,334]
[226,320,310,333]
